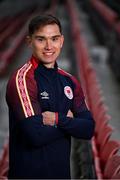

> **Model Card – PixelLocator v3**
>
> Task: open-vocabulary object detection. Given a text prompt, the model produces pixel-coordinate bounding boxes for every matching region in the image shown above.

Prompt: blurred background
[0,0,120,179]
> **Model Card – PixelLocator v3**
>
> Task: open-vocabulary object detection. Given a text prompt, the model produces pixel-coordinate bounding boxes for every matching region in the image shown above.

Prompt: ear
[26,35,32,47]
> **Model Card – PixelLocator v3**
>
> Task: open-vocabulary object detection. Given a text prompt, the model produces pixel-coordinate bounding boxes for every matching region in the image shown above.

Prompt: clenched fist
[42,110,73,126]
[42,111,55,126]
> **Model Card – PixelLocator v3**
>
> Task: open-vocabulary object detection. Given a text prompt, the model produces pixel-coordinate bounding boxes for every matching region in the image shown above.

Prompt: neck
[43,63,55,69]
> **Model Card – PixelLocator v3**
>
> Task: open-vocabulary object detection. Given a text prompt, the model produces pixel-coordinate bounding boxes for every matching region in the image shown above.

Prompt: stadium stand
[66,0,120,178]
[0,0,120,179]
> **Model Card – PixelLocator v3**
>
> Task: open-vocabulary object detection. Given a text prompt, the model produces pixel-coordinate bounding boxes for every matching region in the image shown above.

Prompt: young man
[6,14,95,179]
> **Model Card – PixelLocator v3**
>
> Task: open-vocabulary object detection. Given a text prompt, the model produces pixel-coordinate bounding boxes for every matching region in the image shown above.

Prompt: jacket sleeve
[15,115,65,147]
[6,70,64,148]
[56,76,95,140]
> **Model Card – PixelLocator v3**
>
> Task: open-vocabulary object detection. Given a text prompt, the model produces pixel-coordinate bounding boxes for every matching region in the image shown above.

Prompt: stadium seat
[91,137,103,179]
[95,114,110,135]
[96,124,114,151]
[0,143,9,179]
[100,140,120,170]
[103,155,120,179]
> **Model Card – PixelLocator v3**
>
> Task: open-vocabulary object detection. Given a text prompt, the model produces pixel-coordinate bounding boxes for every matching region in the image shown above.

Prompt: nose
[45,39,52,50]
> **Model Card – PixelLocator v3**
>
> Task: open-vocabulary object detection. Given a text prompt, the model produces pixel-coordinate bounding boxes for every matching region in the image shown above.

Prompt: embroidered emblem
[64,86,73,100]
[41,91,49,99]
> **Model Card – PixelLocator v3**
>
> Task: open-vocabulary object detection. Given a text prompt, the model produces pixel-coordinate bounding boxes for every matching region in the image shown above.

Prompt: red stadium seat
[0,143,9,179]
[90,0,118,27]
[96,124,114,151]
[95,114,111,135]
[100,140,120,170]
[112,172,120,179]
[91,137,103,179]
[103,155,120,179]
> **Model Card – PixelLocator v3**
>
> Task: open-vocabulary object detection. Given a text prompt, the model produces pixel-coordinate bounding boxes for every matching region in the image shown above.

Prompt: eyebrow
[34,35,61,39]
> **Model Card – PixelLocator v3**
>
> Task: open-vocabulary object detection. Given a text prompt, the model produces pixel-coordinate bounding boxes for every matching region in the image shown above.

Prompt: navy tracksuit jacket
[6,56,95,179]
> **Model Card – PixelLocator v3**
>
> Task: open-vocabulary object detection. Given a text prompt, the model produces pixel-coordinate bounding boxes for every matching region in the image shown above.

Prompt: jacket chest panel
[38,81,55,112]
[35,73,73,113]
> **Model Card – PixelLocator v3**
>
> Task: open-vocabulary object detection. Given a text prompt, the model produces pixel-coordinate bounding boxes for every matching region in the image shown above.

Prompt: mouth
[43,52,54,56]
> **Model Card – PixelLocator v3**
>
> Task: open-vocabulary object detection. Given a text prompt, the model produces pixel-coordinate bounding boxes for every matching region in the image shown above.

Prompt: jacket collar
[30,55,58,71]
[30,55,39,69]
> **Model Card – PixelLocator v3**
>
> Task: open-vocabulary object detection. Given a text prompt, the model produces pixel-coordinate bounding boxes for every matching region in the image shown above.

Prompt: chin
[43,58,56,63]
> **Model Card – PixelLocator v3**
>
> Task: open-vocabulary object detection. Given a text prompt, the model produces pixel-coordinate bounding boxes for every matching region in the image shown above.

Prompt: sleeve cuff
[55,112,58,125]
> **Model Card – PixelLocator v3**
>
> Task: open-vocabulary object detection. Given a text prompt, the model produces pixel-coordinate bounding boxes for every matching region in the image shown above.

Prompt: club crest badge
[64,86,73,100]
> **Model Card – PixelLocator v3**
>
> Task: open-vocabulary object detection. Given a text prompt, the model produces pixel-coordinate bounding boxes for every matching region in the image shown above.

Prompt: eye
[37,38,44,42]
[35,37,45,42]
[52,36,59,41]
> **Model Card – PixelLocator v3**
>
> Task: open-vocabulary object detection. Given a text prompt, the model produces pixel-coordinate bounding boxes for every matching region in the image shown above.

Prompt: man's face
[28,24,64,68]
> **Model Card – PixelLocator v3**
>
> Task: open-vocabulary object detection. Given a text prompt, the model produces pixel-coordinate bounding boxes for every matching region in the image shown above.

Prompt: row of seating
[102,0,120,15]
[0,10,33,47]
[86,0,120,81]
[0,6,37,76]
[66,0,120,179]
[0,141,8,179]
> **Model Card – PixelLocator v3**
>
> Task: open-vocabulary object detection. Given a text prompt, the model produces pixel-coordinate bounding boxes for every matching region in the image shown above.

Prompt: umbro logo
[40,91,49,99]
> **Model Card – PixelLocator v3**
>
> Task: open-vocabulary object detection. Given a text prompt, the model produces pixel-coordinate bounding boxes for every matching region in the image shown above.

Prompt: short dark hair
[28,14,62,36]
